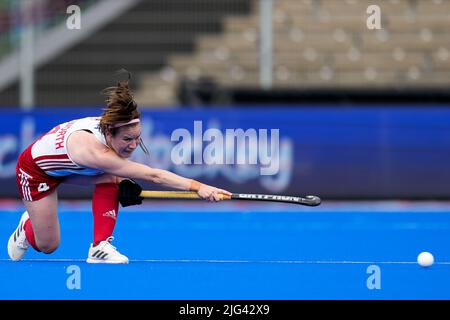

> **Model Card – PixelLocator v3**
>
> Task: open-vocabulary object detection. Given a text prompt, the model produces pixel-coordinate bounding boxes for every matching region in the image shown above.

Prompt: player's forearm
[144,168,195,191]
[97,157,198,191]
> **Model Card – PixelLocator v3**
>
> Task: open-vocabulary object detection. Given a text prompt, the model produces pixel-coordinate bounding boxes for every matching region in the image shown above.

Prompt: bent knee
[37,242,60,254]
[95,174,121,185]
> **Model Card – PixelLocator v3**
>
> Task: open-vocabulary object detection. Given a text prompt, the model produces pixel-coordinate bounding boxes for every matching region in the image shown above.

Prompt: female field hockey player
[8,76,231,264]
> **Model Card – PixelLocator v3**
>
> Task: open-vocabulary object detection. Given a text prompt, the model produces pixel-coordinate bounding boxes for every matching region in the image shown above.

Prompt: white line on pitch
[1,258,450,265]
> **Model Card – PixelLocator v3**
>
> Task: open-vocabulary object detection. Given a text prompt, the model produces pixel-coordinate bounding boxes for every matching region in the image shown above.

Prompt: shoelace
[100,236,117,251]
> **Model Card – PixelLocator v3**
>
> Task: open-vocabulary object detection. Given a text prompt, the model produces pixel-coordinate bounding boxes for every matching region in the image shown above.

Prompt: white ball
[417,251,434,267]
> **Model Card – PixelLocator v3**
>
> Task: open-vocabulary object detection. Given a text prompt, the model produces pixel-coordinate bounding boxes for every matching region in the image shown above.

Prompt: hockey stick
[140,191,321,206]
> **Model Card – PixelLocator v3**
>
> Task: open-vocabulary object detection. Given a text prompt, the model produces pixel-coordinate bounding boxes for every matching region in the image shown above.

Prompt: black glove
[118,179,144,207]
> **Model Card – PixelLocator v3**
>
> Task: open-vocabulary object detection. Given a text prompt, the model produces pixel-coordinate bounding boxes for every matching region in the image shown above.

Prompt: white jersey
[31,117,107,177]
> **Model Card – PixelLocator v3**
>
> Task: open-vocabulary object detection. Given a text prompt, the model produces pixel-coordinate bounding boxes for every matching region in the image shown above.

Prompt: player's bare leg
[23,191,60,253]
[8,191,59,260]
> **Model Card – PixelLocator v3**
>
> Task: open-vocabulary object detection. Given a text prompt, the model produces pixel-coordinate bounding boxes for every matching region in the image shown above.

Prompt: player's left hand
[118,179,144,207]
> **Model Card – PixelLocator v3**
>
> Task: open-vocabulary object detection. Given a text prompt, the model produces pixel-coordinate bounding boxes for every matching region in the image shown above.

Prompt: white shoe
[86,236,129,264]
[7,211,30,261]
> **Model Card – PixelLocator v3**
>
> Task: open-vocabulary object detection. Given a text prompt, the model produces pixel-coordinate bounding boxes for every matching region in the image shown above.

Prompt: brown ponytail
[99,71,140,137]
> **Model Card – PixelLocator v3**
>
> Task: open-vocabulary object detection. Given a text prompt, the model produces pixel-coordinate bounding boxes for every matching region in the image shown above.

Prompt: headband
[110,118,140,129]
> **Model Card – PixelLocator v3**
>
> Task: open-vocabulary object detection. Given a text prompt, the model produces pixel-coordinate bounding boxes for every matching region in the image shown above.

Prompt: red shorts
[16,143,64,202]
